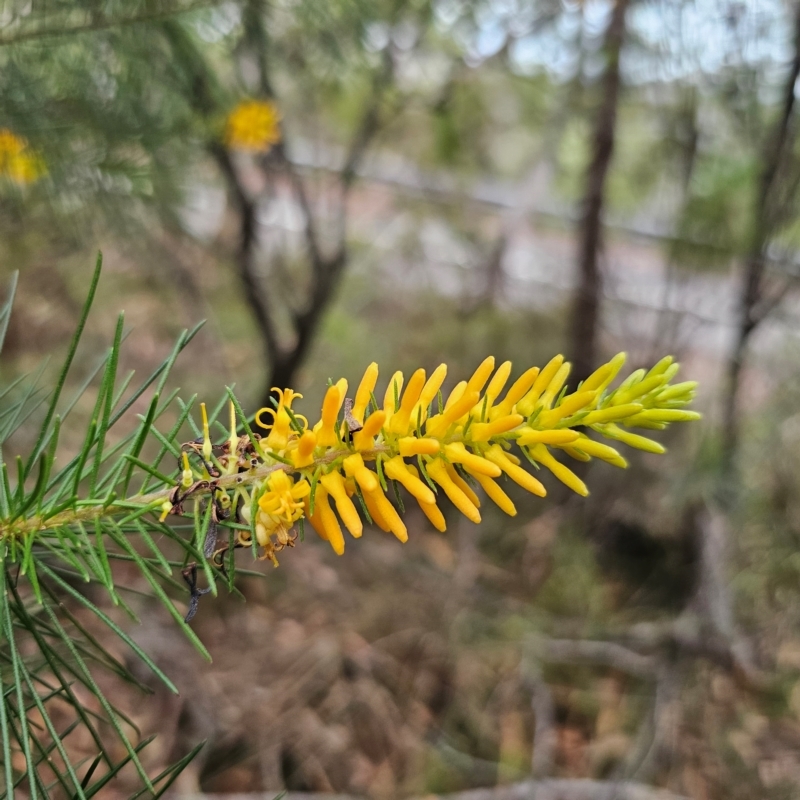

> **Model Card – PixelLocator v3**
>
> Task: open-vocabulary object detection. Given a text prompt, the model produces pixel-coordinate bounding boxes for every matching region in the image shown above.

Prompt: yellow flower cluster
[179,353,699,566]
[0,129,44,185]
[224,100,282,152]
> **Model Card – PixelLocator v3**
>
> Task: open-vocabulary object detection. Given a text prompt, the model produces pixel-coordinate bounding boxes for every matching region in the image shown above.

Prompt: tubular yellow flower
[427,458,481,524]
[562,436,627,468]
[491,366,539,419]
[398,437,440,456]
[414,363,448,421]
[320,471,362,538]
[516,429,580,446]
[425,390,481,438]
[384,455,436,506]
[390,368,426,435]
[444,381,467,410]
[353,362,379,423]
[224,99,281,152]
[443,442,501,477]
[292,430,317,468]
[526,443,588,496]
[470,414,524,442]
[383,371,404,417]
[484,360,512,407]
[316,385,343,447]
[352,410,386,451]
[466,356,495,394]
[484,444,547,497]
[342,453,379,494]
[364,483,408,542]
[517,355,564,416]
[466,470,517,517]
[419,500,447,532]
[316,488,346,555]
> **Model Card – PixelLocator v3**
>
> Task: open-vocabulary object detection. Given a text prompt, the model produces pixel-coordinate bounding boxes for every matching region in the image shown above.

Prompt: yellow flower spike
[426,459,481,523]
[493,366,539,415]
[444,381,467,410]
[390,368,427,435]
[443,442,501,477]
[581,404,643,425]
[384,455,436,505]
[466,356,496,395]
[516,428,581,446]
[398,437,440,457]
[383,371,404,416]
[581,352,627,393]
[292,430,317,468]
[536,390,597,427]
[564,437,628,468]
[224,99,281,152]
[335,378,349,404]
[415,363,448,417]
[470,413,524,442]
[316,385,342,447]
[484,444,547,497]
[466,470,517,517]
[426,390,481,438]
[484,360,512,407]
[517,355,564,416]
[342,453,379,494]
[594,423,666,454]
[526,443,588,496]
[320,471,363,538]
[315,487,346,555]
[200,402,212,462]
[353,362,379,424]
[352,410,387,451]
[538,362,572,410]
[181,452,193,488]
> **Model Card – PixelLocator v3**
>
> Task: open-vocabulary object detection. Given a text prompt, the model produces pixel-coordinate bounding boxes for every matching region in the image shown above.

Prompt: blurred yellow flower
[0,129,44,185]
[224,100,282,152]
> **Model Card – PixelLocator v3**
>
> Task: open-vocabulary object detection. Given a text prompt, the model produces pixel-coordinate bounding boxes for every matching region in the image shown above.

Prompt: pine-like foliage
[0,255,214,798]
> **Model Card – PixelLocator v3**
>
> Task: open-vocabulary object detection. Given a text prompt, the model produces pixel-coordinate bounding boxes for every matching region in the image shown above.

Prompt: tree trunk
[721,2,800,472]
[568,0,629,385]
